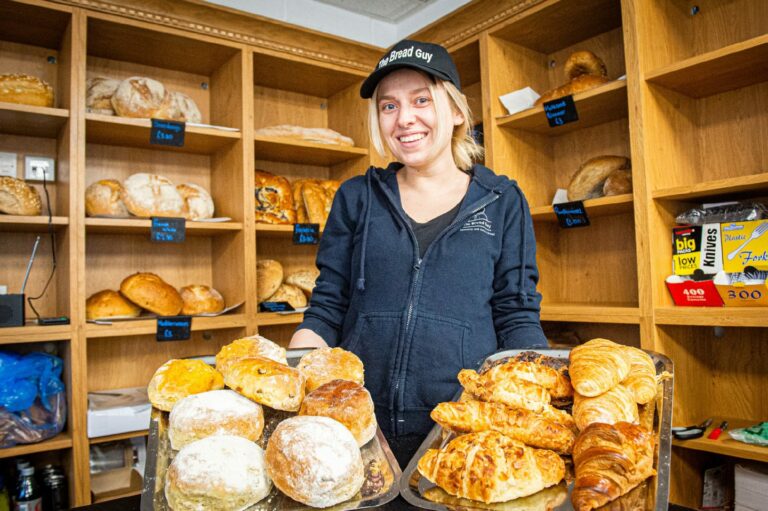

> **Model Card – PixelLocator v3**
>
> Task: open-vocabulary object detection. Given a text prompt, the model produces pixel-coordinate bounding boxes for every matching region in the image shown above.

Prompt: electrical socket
[24,156,55,182]
[0,152,17,178]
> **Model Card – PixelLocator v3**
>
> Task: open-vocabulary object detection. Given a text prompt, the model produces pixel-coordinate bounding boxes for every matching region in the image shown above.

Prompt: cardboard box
[722,220,768,273]
[90,443,142,502]
[714,271,768,307]
[666,275,724,307]
[87,387,151,438]
[672,224,723,276]
[702,464,732,510]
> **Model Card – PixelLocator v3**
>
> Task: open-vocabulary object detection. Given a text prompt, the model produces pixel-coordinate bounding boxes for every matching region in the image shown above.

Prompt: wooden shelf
[86,313,247,339]
[673,416,768,463]
[0,215,69,232]
[89,430,148,445]
[541,303,641,324]
[85,218,242,236]
[93,488,142,504]
[85,114,241,154]
[0,324,72,344]
[255,312,304,326]
[653,172,768,201]
[646,34,768,98]
[256,223,324,237]
[253,52,366,97]
[0,432,72,459]
[531,194,633,222]
[0,102,69,138]
[254,135,368,165]
[655,307,768,328]
[496,80,627,135]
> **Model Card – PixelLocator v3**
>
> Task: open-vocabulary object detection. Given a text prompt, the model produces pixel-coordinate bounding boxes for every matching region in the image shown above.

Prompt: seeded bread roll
[297,347,364,393]
[147,359,225,412]
[85,289,142,320]
[179,285,224,315]
[299,379,377,447]
[285,268,320,297]
[215,336,288,376]
[256,259,283,303]
[266,283,307,309]
[0,176,42,216]
[176,183,214,220]
[111,76,169,118]
[224,355,305,411]
[85,77,120,115]
[0,73,54,107]
[85,179,129,217]
[120,272,183,316]
[122,173,184,218]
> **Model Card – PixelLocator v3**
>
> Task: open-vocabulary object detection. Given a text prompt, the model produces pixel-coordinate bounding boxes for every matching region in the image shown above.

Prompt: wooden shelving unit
[0,102,69,137]
[653,173,768,201]
[85,314,247,339]
[84,218,242,235]
[253,136,368,166]
[530,193,633,221]
[541,303,641,324]
[254,312,305,327]
[655,307,768,328]
[0,324,72,344]
[672,417,768,463]
[0,215,69,232]
[0,432,73,460]
[89,430,148,445]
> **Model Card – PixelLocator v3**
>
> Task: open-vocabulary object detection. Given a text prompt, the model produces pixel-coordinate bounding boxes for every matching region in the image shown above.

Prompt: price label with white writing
[150,118,185,147]
[151,217,186,243]
[259,302,295,313]
[553,201,590,229]
[293,223,320,245]
[156,316,192,341]
[543,95,579,128]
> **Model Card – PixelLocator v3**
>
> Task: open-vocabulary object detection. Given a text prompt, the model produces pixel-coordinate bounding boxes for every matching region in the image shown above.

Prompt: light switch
[0,152,17,178]
[24,156,56,182]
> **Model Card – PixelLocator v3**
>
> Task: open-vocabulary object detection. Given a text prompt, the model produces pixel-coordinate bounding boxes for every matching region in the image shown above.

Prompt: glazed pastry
[254,169,295,225]
[215,336,288,376]
[572,384,639,431]
[569,338,631,397]
[224,355,305,411]
[457,368,551,412]
[481,359,573,400]
[621,346,657,404]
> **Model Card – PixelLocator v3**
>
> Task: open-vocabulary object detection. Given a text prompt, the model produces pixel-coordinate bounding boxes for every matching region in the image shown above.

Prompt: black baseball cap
[360,39,461,99]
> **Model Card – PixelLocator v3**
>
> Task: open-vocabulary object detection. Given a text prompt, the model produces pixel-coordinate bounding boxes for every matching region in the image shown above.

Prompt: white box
[87,387,151,438]
[735,463,768,511]
[499,87,540,116]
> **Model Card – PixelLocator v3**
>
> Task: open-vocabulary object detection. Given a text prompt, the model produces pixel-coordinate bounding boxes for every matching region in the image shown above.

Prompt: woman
[290,39,547,465]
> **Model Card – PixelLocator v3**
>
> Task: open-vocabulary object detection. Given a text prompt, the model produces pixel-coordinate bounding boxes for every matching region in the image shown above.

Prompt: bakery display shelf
[254,135,368,166]
[672,416,768,463]
[0,102,69,138]
[0,324,72,344]
[94,488,142,504]
[0,215,68,232]
[85,217,242,236]
[652,172,768,202]
[256,223,324,237]
[255,312,304,326]
[85,113,241,155]
[541,303,641,324]
[530,193,633,222]
[496,80,627,135]
[86,313,247,339]
[89,429,149,445]
[253,51,367,97]
[0,431,72,459]
[654,307,768,328]
[645,34,768,99]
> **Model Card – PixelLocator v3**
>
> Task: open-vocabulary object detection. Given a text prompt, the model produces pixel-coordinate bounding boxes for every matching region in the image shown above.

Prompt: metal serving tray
[140,349,402,511]
[399,348,674,511]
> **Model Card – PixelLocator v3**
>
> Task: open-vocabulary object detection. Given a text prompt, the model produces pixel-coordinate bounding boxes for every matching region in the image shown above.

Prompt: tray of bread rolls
[140,343,402,510]
[400,344,673,511]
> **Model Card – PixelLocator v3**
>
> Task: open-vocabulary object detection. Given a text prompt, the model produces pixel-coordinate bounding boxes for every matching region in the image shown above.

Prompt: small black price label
[150,118,185,147]
[156,316,192,341]
[553,201,590,229]
[543,95,579,128]
[151,217,186,243]
[293,223,320,245]
[259,301,295,313]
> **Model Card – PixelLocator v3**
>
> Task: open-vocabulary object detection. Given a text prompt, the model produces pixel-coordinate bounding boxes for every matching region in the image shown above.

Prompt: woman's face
[376,68,461,171]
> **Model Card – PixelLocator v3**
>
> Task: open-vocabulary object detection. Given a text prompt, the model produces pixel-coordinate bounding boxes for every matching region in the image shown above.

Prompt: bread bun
[180,285,224,315]
[297,347,364,393]
[224,355,305,411]
[564,50,608,80]
[168,389,264,450]
[302,181,328,227]
[120,272,183,316]
[0,176,42,216]
[85,289,142,320]
[147,359,224,412]
[285,268,319,297]
[158,91,202,123]
[257,259,283,303]
[111,76,169,118]
[299,379,377,447]
[291,179,317,223]
[122,173,184,218]
[85,179,129,217]
[265,416,364,508]
[266,283,307,309]
[0,73,54,107]
[165,435,271,510]
[567,156,631,201]
[254,125,355,146]
[176,183,214,220]
[85,77,120,115]
[254,170,295,225]
[215,336,288,376]
[603,168,633,196]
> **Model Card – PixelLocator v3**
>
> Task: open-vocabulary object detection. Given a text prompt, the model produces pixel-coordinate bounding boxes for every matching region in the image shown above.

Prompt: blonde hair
[368,75,483,171]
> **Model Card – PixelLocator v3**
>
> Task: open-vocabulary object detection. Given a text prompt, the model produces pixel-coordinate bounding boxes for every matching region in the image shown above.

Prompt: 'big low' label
[672,223,722,276]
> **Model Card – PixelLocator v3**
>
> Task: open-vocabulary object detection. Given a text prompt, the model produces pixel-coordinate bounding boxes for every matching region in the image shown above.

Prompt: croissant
[573,384,639,431]
[482,360,573,400]
[418,430,565,503]
[569,339,630,397]
[571,422,656,511]
[621,347,657,404]
[457,369,551,412]
[431,400,576,454]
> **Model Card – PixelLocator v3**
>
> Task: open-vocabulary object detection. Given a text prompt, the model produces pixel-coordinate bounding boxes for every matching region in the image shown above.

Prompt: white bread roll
[176,183,214,220]
[111,76,169,118]
[122,173,184,218]
[297,347,364,393]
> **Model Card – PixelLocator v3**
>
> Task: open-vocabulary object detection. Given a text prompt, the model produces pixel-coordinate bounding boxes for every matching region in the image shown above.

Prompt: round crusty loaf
[0,176,42,216]
[85,179,129,217]
[266,283,307,309]
[157,91,202,123]
[165,435,271,511]
[567,155,630,201]
[215,336,287,376]
[285,268,319,297]
[168,389,264,450]
[176,183,214,220]
[179,284,224,315]
[111,76,169,118]
[297,347,364,393]
[120,272,183,316]
[122,173,184,218]
[256,259,283,303]
[224,355,305,412]
[85,76,120,115]
[85,289,142,320]
[265,416,364,508]
[299,379,377,447]
[603,167,633,197]
[0,73,54,107]
[147,359,224,412]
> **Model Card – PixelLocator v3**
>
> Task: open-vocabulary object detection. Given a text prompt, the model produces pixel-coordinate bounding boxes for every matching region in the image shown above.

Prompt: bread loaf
[120,272,183,316]
[85,77,120,115]
[168,389,264,450]
[564,50,608,80]
[179,285,224,315]
[254,170,295,225]
[224,355,305,411]
[291,179,316,223]
[0,177,42,216]
[567,156,631,202]
[256,259,283,303]
[122,173,184,218]
[603,168,633,197]
[266,283,307,309]
[302,181,328,226]
[147,359,224,412]
[255,124,354,146]
[215,336,288,376]
[158,91,202,123]
[111,76,169,118]
[265,416,364,508]
[85,289,142,320]
[0,73,54,107]
[297,347,365,393]
[299,379,377,447]
[85,179,129,217]
[285,268,319,297]
[176,183,214,220]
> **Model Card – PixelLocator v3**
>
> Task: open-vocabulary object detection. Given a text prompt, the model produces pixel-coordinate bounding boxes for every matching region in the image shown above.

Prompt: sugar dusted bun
[120,272,183,316]
[297,347,364,393]
[285,268,319,297]
[257,259,283,303]
[0,73,54,107]
[0,176,42,216]
[85,179,129,217]
[299,379,377,447]
[85,77,120,115]
[179,284,224,315]
[215,336,287,376]
[122,173,184,218]
[169,390,264,450]
[224,355,305,411]
[176,183,214,220]
[111,76,168,118]
[266,283,307,309]
[147,359,224,412]
[86,289,142,320]
[165,435,271,511]
[265,416,364,508]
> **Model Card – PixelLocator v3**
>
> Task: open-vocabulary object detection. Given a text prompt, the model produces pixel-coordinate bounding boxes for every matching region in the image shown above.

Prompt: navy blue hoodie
[298,162,547,437]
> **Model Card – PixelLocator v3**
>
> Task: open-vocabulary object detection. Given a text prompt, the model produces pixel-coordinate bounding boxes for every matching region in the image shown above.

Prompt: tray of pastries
[140,343,401,510]
[400,343,673,511]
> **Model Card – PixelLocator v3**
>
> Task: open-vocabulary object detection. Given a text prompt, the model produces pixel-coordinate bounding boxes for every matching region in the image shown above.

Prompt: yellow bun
[147,359,224,412]
[297,347,364,393]
[120,272,183,316]
[85,289,142,320]
[224,355,305,412]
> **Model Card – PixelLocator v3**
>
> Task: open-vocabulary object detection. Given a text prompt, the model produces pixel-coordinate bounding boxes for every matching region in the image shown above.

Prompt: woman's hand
[288,328,329,349]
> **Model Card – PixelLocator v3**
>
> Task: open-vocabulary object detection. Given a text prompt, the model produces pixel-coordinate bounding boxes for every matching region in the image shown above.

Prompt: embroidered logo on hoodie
[460,208,495,236]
